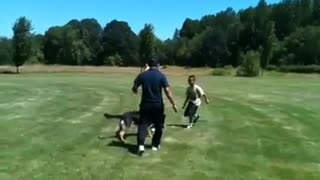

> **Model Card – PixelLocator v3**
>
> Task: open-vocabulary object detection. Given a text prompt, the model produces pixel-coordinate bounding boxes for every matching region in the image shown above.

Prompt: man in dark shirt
[132,59,177,156]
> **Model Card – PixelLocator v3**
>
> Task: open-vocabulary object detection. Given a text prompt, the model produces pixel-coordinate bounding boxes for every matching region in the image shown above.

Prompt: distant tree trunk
[16,66,20,74]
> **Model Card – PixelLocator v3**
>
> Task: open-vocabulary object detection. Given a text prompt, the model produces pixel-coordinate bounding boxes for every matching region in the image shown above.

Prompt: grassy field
[1,69,320,180]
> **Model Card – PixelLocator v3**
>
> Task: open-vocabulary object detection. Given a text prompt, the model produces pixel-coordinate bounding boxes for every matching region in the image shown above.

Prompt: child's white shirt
[186,84,205,106]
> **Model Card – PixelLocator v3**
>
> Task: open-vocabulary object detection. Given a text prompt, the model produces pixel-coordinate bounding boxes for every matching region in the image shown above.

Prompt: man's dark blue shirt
[134,68,169,107]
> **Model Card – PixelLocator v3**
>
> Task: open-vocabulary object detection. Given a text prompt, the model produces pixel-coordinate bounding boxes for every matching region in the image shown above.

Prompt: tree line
[1,0,320,74]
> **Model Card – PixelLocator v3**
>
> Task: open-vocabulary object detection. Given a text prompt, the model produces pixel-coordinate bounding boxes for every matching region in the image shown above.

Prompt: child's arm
[203,94,210,104]
[182,96,189,109]
[198,85,209,104]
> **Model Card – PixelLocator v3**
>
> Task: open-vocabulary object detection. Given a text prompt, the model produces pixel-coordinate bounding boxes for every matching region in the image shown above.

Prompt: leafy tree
[271,0,297,40]
[58,25,89,65]
[180,18,200,39]
[239,7,259,50]
[261,21,277,76]
[281,26,320,65]
[313,0,320,25]
[12,17,33,73]
[237,51,261,77]
[29,34,44,64]
[66,19,103,65]
[139,24,156,66]
[102,20,139,66]
[104,53,123,66]
[43,26,64,64]
[80,19,103,65]
[0,37,13,65]
[200,27,230,67]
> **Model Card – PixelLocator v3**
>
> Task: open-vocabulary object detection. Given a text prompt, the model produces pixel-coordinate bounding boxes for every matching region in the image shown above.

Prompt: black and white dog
[104,111,154,142]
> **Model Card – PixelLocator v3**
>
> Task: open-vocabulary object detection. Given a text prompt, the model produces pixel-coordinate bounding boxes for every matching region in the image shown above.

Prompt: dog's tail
[104,113,123,120]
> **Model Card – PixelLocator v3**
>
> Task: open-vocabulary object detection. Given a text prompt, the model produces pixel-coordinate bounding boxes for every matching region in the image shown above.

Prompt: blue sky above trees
[1,0,279,39]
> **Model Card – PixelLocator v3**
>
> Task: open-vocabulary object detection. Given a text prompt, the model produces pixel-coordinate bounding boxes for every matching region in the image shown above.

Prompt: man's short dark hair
[148,58,159,67]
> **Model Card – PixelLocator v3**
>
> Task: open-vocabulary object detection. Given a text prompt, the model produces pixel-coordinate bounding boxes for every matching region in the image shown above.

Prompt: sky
[1,0,280,39]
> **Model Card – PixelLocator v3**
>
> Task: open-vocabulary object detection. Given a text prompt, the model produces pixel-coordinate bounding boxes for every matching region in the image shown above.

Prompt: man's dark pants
[138,104,165,147]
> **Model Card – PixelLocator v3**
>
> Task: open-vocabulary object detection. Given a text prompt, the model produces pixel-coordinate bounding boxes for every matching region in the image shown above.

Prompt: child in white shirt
[182,75,209,129]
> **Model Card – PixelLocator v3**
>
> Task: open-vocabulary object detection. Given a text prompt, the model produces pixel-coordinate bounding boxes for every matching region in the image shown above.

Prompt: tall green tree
[43,26,64,64]
[139,24,156,66]
[261,21,277,76]
[80,19,103,65]
[30,34,44,64]
[180,18,200,39]
[66,19,103,65]
[12,17,33,73]
[101,20,139,66]
[271,0,297,40]
[313,0,320,25]
[0,37,13,65]
[200,27,230,67]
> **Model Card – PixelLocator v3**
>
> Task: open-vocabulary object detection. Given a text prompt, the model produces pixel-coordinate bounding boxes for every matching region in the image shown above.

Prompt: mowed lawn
[1,72,320,180]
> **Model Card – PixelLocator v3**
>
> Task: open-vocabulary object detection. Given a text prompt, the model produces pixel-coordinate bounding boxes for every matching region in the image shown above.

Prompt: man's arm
[132,74,141,94]
[161,75,177,112]
[164,86,178,112]
[132,84,138,94]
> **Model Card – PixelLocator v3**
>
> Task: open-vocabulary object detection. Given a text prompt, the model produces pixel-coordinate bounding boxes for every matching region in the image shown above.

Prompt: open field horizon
[1,65,320,78]
[1,71,320,180]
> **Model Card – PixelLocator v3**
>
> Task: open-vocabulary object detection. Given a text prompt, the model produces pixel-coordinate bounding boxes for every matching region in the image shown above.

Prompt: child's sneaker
[187,123,193,129]
[193,115,200,124]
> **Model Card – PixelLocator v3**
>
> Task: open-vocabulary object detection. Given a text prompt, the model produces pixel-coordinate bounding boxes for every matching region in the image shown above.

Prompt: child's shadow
[166,124,187,129]
[98,133,137,140]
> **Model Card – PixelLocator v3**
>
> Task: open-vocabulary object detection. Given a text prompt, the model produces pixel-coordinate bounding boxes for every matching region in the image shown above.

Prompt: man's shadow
[107,141,137,155]
[107,141,152,155]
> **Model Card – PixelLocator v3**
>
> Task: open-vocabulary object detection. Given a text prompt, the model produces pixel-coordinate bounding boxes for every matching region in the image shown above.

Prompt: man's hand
[164,87,177,112]
[172,105,178,113]
[132,86,138,94]
[205,98,210,104]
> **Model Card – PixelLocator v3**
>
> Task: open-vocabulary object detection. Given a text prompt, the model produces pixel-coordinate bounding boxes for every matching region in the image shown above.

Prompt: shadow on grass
[0,70,16,74]
[98,133,137,140]
[166,124,187,128]
[107,141,138,155]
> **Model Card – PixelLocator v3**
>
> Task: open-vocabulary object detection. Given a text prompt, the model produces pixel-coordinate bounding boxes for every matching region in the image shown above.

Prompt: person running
[182,75,209,129]
[140,63,150,72]
[132,58,177,156]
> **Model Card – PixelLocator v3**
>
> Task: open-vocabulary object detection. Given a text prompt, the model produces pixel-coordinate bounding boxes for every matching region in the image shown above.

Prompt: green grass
[1,73,320,180]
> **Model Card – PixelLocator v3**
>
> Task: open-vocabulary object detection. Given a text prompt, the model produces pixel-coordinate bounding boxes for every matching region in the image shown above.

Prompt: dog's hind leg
[147,128,153,138]
[117,120,127,143]
[118,130,127,143]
